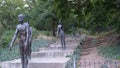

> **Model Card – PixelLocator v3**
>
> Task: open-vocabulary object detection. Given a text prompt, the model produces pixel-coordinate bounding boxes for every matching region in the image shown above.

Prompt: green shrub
[0,27,52,48]
[32,28,51,37]
[42,31,51,36]
[98,44,120,60]
[32,27,40,38]
[0,30,14,48]
[0,39,51,62]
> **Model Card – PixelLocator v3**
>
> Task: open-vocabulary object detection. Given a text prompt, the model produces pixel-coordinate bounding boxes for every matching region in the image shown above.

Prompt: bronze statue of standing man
[9,14,29,68]
[57,20,66,50]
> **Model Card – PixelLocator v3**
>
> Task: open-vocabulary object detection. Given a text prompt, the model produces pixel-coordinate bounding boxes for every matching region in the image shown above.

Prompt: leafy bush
[40,31,51,36]
[32,27,40,38]
[98,29,117,37]
[0,30,14,48]
[0,39,50,62]
[98,44,120,60]
[0,28,40,48]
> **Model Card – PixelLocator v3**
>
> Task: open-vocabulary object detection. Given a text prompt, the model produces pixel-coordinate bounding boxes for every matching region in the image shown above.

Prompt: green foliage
[0,0,25,29]
[40,31,51,36]
[98,44,120,60]
[32,39,50,51]
[32,28,51,37]
[32,27,40,38]
[72,0,120,33]
[0,0,120,37]
[98,29,117,37]
[26,0,53,30]
[65,44,81,68]
[0,30,14,48]
[0,39,50,62]
[0,45,20,62]
[0,28,40,48]
[77,28,90,35]
[53,0,70,19]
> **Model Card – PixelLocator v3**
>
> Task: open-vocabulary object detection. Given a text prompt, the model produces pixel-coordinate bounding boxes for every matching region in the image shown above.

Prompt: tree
[0,0,25,30]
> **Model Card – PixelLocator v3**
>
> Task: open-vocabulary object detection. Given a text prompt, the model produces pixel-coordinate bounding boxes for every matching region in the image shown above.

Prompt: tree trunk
[51,18,56,36]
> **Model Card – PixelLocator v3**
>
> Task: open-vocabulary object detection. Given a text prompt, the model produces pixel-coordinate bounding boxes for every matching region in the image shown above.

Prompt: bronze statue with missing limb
[9,14,29,68]
[57,20,66,50]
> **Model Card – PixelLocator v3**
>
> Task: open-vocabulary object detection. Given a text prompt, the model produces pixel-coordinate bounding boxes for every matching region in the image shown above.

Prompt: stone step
[1,58,71,68]
[50,44,78,48]
[39,46,76,51]
[31,50,73,58]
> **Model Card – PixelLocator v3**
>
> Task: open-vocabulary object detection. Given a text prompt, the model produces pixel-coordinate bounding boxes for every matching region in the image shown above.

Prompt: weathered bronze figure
[28,26,32,59]
[9,14,29,68]
[57,20,66,50]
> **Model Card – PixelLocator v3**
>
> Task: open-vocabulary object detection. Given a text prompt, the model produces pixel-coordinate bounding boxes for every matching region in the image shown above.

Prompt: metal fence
[79,58,120,68]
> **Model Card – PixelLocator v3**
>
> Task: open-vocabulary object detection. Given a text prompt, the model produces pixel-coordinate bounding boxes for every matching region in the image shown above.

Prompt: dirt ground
[78,35,120,68]
[78,36,105,68]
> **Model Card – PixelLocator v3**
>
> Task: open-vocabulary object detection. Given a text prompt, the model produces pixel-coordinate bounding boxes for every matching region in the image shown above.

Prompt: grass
[0,39,51,62]
[65,44,81,68]
[98,44,120,60]
[98,29,117,37]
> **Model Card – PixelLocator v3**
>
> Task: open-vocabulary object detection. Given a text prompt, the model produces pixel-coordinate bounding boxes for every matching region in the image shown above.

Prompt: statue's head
[59,19,62,25]
[18,14,25,24]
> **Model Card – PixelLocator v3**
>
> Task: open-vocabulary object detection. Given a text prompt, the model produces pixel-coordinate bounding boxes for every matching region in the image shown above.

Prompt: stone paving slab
[1,58,71,68]
[50,44,78,48]
[39,46,76,51]
[31,50,73,58]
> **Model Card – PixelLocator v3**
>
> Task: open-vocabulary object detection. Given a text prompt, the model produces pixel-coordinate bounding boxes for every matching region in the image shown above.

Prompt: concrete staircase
[0,36,82,68]
[31,50,73,58]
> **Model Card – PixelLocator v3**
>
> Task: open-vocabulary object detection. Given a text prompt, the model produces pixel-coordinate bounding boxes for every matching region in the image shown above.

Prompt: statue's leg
[24,53,28,68]
[24,42,29,68]
[58,33,60,38]
[19,43,25,68]
[24,44,28,68]
[61,35,64,50]
[61,33,66,50]
[63,35,66,50]
[27,40,30,59]
[29,39,32,59]
[28,38,32,59]
[19,41,28,68]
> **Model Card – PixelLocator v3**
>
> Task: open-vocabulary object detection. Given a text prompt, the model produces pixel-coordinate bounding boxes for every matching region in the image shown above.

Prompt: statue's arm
[30,27,33,40]
[56,25,59,37]
[25,25,29,45]
[9,26,18,47]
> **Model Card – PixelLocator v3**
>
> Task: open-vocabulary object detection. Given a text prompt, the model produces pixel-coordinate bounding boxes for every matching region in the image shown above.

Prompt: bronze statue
[28,26,32,59]
[57,20,66,50]
[9,14,30,68]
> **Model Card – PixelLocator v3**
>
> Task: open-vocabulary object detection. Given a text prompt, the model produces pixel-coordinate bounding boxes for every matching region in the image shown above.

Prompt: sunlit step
[1,58,71,68]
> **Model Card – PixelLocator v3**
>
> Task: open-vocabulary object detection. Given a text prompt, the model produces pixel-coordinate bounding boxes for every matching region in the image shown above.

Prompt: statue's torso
[17,23,28,41]
[58,24,64,35]
[29,27,32,36]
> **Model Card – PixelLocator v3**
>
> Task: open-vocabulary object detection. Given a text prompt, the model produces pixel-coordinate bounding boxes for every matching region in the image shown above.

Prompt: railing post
[94,62,96,68]
[84,58,86,68]
[89,61,90,68]
[73,57,76,68]
[115,62,117,68]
